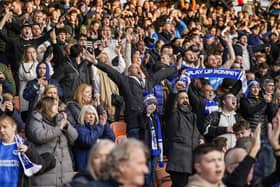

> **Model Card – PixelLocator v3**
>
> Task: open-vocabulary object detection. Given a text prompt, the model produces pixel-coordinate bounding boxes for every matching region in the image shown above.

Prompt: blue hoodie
[23,62,63,111]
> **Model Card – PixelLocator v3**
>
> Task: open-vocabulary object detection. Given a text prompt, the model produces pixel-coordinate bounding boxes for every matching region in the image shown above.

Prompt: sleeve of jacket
[223,155,256,187]
[202,112,227,140]
[95,61,125,89]
[164,91,177,120]
[50,79,63,98]
[74,124,105,148]
[23,80,39,101]
[102,123,115,142]
[66,103,80,125]
[62,121,78,145]
[150,66,177,86]
[27,115,63,144]
[124,42,132,75]
[10,109,25,133]
[0,64,16,95]
[0,29,14,44]
[52,63,66,83]
[176,19,187,36]
[2,79,13,95]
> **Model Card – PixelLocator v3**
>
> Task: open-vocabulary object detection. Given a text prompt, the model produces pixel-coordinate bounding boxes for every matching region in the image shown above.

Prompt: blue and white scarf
[148,114,164,167]
[184,68,247,92]
[15,135,42,177]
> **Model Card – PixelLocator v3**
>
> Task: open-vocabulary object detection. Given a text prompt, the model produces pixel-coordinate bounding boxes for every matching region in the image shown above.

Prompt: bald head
[225,148,247,174]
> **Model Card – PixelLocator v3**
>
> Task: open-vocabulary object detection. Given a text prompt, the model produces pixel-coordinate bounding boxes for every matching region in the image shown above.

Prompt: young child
[143,93,164,187]
[233,120,252,140]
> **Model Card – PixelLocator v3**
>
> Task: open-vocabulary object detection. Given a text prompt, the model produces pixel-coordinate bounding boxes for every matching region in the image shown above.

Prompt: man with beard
[202,93,241,148]
[165,81,202,187]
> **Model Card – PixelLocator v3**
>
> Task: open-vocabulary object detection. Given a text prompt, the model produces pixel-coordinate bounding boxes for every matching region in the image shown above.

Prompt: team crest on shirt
[13,150,19,155]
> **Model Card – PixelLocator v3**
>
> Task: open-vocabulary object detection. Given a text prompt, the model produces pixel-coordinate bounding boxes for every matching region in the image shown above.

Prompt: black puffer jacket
[53,58,93,101]
[240,96,276,136]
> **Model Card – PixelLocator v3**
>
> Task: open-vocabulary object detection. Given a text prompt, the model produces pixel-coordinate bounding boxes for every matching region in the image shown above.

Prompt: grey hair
[263,79,274,88]
[78,105,99,125]
[87,139,115,180]
[225,147,247,165]
[99,138,148,180]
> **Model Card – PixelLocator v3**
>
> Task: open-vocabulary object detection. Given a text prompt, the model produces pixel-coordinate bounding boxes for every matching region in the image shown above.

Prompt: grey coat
[165,92,201,174]
[27,112,78,187]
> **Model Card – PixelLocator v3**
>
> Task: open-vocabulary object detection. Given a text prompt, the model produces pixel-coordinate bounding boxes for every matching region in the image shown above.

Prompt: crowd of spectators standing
[1,0,280,186]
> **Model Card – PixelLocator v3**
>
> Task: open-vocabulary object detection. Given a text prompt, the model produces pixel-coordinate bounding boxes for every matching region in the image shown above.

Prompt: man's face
[11,2,21,15]
[21,27,32,39]
[195,151,225,185]
[264,82,275,95]
[32,25,42,38]
[132,51,141,65]
[239,35,248,46]
[78,37,87,47]
[235,128,251,139]
[160,54,170,65]
[38,63,47,78]
[184,50,196,63]
[57,32,66,42]
[121,149,149,186]
[177,92,189,106]
[223,94,237,111]
[34,12,44,24]
[258,67,268,76]
[206,55,218,68]
[202,84,214,101]
[102,27,112,39]
[250,85,260,96]
[128,64,142,78]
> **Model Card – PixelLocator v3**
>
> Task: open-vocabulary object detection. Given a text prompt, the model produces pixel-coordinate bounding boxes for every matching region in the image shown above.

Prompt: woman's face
[92,145,113,177]
[49,101,59,117]
[25,47,37,62]
[45,88,58,99]
[0,119,16,143]
[84,109,96,125]
[82,86,92,104]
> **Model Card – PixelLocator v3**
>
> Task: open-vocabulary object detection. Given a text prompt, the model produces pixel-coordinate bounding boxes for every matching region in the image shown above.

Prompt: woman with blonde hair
[66,83,99,125]
[19,46,54,117]
[19,45,39,119]
[27,97,78,187]
[63,139,115,186]
[73,105,115,172]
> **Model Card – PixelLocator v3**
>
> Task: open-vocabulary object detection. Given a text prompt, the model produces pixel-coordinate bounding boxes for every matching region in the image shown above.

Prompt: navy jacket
[74,123,115,172]
[23,62,63,111]
[23,78,62,111]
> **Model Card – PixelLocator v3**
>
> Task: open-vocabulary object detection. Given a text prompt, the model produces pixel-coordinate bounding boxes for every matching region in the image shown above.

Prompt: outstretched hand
[83,49,97,64]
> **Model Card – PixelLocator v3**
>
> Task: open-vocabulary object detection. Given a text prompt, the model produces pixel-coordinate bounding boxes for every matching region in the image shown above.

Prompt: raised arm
[222,35,236,69]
